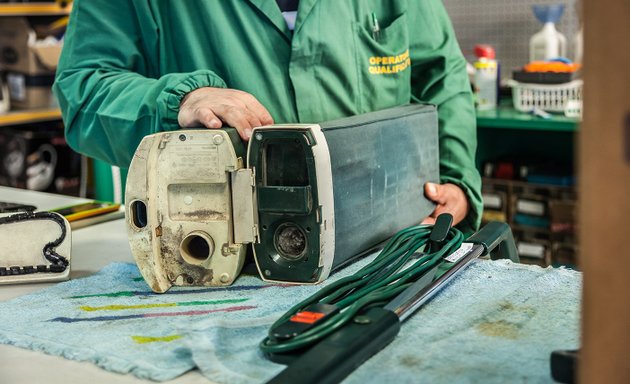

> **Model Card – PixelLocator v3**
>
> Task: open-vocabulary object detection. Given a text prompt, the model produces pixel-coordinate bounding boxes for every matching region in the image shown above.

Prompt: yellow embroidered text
[368,49,410,75]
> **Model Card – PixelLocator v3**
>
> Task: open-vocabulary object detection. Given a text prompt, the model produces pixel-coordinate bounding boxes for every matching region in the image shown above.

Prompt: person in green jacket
[53,0,482,235]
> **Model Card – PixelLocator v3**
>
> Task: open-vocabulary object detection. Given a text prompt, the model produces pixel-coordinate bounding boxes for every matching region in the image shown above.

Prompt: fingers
[178,87,274,141]
[422,183,470,225]
[421,203,448,225]
[213,104,262,139]
[421,216,436,225]
[181,106,222,129]
[424,182,447,205]
[240,92,274,126]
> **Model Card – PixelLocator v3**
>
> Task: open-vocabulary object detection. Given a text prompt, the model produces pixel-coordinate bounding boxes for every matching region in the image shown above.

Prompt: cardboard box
[6,72,57,109]
[0,17,63,75]
[0,126,82,196]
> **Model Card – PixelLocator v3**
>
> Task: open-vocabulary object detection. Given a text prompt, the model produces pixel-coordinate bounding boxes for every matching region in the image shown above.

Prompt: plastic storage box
[509,79,582,113]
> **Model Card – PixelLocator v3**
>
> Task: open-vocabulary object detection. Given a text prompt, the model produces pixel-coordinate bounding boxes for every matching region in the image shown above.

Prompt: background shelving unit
[0,2,72,17]
[0,2,83,197]
[0,108,62,127]
[476,104,580,268]
[0,2,70,125]
[476,104,579,132]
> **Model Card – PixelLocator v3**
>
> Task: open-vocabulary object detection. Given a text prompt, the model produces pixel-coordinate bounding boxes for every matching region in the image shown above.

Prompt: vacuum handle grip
[266,307,400,384]
[467,221,519,263]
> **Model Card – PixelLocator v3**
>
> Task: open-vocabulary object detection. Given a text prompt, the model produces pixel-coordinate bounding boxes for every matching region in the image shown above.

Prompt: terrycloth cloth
[0,259,581,383]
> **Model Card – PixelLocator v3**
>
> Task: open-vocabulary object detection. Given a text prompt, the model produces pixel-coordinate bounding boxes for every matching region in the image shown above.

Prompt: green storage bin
[92,158,127,202]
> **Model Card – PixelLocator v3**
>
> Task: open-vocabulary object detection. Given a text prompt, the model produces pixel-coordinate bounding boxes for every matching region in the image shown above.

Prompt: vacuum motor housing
[252,104,439,283]
[126,104,439,291]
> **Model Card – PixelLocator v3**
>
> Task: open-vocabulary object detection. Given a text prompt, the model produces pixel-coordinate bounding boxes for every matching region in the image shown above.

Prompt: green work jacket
[53,0,482,234]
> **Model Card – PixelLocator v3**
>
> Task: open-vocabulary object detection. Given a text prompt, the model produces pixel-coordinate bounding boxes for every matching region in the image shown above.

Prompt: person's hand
[178,87,274,141]
[422,182,469,226]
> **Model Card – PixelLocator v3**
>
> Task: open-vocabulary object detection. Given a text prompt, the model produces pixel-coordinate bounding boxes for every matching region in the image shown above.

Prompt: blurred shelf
[0,2,72,16]
[476,104,580,132]
[0,108,62,127]
[482,177,576,192]
[510,224,550,235]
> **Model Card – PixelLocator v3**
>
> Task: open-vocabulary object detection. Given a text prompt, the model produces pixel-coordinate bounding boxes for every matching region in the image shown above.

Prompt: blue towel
[0,259,581,383]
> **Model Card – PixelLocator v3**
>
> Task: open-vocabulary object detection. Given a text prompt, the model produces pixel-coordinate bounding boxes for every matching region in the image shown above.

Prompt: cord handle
[467,221,519,263]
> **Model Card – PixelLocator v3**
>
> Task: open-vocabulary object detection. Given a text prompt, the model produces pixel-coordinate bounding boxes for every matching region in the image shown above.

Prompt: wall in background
[443,0,580,83]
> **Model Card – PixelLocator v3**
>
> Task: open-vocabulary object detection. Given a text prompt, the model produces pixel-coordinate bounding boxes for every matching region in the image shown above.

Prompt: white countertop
[0,187,210,384]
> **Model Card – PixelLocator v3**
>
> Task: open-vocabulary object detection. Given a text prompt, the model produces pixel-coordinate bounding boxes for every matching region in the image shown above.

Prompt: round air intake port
[180,231,214,265]
[274,223,307,261]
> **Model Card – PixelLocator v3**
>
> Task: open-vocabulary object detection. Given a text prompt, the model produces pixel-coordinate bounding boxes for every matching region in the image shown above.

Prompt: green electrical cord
[260,224,465,354]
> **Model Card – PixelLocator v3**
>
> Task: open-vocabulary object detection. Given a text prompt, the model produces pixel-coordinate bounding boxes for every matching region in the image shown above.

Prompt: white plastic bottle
[530,22,567,61]
[530,4,567,62]
[473,45,498,111]
[574,27,583,64]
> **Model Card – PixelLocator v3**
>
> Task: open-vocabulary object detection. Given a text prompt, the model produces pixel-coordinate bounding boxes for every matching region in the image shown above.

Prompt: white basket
[509,79,583,113]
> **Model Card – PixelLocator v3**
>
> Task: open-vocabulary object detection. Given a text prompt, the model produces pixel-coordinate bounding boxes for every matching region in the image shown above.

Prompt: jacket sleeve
[53,0,227,168]
[408,0,483,236]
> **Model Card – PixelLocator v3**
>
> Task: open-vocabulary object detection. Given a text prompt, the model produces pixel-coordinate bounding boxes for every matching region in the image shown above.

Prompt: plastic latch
[428,213,453,253]
[269,303,340,341]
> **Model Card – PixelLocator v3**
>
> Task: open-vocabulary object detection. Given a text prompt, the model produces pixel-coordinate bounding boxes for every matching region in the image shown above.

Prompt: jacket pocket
[352,12,411,113]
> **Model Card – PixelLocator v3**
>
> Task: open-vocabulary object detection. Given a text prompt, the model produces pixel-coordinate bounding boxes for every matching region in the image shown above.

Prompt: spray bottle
[530,4,567,62]
[473,44,498,111]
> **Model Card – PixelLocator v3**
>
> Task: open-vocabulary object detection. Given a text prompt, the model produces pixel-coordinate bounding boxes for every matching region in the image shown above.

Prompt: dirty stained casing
[0,212,71,284]
[126,104,439,292]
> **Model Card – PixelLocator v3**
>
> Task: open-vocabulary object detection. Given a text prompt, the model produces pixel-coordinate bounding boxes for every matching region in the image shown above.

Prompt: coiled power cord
[260,216,464,355]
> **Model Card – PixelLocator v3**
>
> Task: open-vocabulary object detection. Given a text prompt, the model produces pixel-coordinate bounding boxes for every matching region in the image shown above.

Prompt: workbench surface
[0,187,580,384]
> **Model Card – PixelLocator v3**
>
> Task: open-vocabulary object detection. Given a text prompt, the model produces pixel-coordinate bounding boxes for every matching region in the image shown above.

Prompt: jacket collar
[246,0,318,40]
[294,0,317,35]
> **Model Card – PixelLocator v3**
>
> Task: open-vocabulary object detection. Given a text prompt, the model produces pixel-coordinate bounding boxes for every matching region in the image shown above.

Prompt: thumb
[424,182,442,202]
